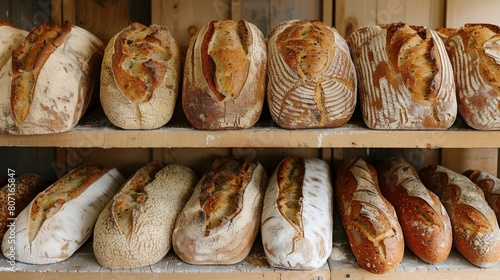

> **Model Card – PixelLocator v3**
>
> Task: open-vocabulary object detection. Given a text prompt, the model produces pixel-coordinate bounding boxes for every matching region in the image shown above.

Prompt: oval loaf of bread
[348,22,457,129]
[172,156,267,264]
[100,22,181,129]
[336,157,404,274]
[261,156,333,269]
[0,174,49,240]
[376,157,452,264]
[446,24,500,130]
[93,162,198,269]
[1,164,125,264]
[182,19,266,129]
[463,169,500,227]
[267,20,357,129]
[419,165,500,267]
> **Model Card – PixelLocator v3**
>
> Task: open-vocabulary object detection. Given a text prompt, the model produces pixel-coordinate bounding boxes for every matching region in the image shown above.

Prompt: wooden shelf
[0,107,499,149]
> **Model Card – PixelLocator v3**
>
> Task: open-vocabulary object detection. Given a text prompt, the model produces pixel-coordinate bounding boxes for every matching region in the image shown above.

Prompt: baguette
[1,164,125,264]
[93,163,198,269]
[463,169,500,224]
[267,19,357,129]
[172,156,267,264]
[0,174,49,240]
[261,156,333,269]
[100,22,181,129]
[376,157,452,264]
[419,165,500,267]
[182,19,266,129]
[336,157,404,274]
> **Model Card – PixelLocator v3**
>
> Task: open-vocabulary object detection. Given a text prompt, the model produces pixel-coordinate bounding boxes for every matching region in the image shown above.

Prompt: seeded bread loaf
[419,165,500,267]
[446,24,500,130]
[463,169,500,224]
[0,21,103,135]
[376,157,452,264]
[267,20,357,129]
[336,157,404,274]
[182,19,266,129]
[261,156,333,269]
[172,156,267,264]
[1,164,124,264]
[100,23,181,129]
[93,163,198,269]
[348,22,457,129]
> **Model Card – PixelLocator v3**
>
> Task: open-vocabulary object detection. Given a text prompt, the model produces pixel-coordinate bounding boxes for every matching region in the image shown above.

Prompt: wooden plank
[446,0,500,28]
[441,148,498,176]
[10,0,33,30]
[161,148,232,176]
[0,0,11,22]
[323,0,333,26]
[231,0,242,21]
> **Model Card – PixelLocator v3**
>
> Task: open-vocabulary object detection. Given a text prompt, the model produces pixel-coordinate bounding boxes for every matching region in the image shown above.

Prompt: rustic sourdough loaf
[419,165,500,267]
[336,157,404,274]
[376,157,452,264]
[93,163,197,269]
[261,156,333,269]
[348,22,457,129]
[100,22,181,129]
[172,156,267,264]
[1,164,124,264]
[446,24,500,130]
[0,21,103,135]
[182,19,266,129]
[463,169,500,223]
[267,19,357,129]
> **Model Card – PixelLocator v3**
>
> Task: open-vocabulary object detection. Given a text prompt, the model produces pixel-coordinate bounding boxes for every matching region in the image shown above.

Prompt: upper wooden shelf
[0,107,499,149]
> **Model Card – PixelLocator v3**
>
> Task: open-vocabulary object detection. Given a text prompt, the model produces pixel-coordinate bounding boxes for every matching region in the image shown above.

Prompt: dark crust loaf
[419,165,500,267]
[376,157,452,264]
[336,157,404,274]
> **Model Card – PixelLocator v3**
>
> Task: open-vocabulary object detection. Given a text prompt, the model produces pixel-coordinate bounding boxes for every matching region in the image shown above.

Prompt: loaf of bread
[0,21,103,135]
[261,156,332,269]
[0,22,27,69]
[267,20,357,129]
[419,165,500,267]
[336,157,404,274]
[172,156,267,264]
[182,19,266,129]
[376,157,452,264]
[463,169,500,223]
[0,174,49,240]
[1,164,125,264]
[93,162,197,269]
[445,24,500,130]
[347,22,457,129]
[100,22,181,129]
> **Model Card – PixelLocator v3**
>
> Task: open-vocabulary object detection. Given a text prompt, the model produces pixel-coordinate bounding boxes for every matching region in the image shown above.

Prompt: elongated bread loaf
[93,162,198,269]
[100,23,181,129]
[182,19,266,129]
[376,157,452,264]
[463,169,500,224]
[446,24,500,130]
[267,20,357,129]
[1,164,124,264]
[348,22,457,129]
[172,156,267,264]
[0,21,103,135]
[0,174,49,240]
[261,156,333,269]
[336,157,404,274]
[419,165,500,267]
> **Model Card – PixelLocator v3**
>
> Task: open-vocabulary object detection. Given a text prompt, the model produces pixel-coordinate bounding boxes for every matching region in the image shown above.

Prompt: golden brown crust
[275,156,304,234]
[464,169,500,222]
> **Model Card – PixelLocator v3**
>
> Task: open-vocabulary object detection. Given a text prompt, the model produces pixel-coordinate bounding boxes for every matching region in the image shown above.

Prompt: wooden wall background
[0,0,499,183]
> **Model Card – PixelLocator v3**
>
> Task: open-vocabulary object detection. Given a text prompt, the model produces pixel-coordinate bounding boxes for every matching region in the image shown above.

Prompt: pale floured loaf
[100,22,181,129]
[261,156,333,269]
[172,156,267,264]
[267,19,357,129]
[182,19,267,129]
[446,24,500,130]
[348,23,457,129]
[0,21,103,135]
[0,23,27,69]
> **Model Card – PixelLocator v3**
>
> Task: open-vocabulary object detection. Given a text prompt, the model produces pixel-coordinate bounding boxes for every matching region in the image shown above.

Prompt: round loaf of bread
[261,156,333,269]
[182,19,267,129]
[267,19,357,129]
[100,22,181,129]
[93,163,198,269]
[0,21,103,135]
[446,24,500,130]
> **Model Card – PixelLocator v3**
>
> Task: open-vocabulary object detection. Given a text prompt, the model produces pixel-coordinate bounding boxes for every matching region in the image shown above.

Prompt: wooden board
[441,148,499,176]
